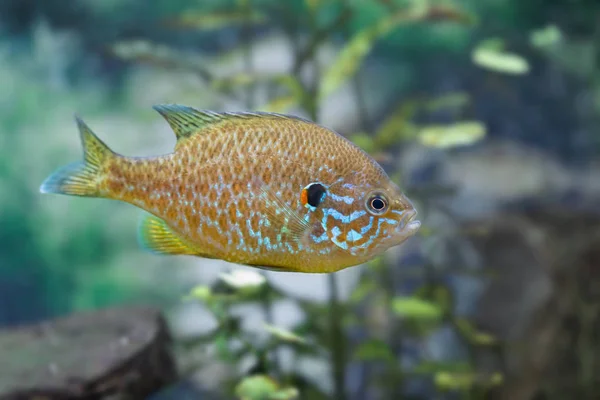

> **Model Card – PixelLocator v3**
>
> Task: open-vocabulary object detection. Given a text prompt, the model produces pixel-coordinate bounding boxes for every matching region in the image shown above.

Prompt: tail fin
[40,116,114,197]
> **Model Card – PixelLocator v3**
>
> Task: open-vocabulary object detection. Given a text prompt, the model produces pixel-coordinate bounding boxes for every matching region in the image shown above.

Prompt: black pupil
[307,183,326,208]
[371,197,385,210]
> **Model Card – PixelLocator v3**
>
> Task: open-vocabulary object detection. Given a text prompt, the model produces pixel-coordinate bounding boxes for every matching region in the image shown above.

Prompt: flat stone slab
[0,306,177,399]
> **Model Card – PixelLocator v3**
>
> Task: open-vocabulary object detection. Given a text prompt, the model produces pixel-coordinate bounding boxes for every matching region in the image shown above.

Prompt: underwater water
[0,0,599,399]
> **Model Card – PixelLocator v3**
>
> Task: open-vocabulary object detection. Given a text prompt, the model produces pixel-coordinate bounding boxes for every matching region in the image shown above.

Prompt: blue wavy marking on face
[352,217,397,251]
[360,216,374,234]
[347,229,363,242]
[329,193,354,204]
[325,209,366,224]
[319,208,368,251]
[319,204,400,251]
[330,226,348,250]
[390,210,406,228]
[321,211,329,230]
[331,226,342,237]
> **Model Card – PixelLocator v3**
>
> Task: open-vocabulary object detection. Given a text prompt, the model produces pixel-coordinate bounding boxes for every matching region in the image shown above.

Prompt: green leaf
[489,372,504,386]
[261,95,299,113]
[318,4,471,100]
[391,296,443,320]
[349,279,377,304]
[349,132,376,153]
[471,331,498,346]
[530,25,562,49]
[215,333,231,360]
[305,0,322,12]
[434,371,504,391]
[164,11,268,30]
[373,93,471,149]
[109,40,211,79]
[417,121,486,149]
[236,375,279,399]
[353,339,395,363]
[421,4,477,25]
[212,73,302,92]
[414,284,453,315]
[111,40,179,64]
[269,388,300,400]
[411,361,472,375]
[264,324,307,345]
[476,37,506,52]
[211,73,257,91]
[374,100,420,148]
[212,73,304,113]
[472,43,530,75]
[455,318,498,346]
[434,371,475,391]
[235,375,299,400]
[318,7,427,101]
[423,92,470,112]
[187,285,212,302]
[220,269,266,291]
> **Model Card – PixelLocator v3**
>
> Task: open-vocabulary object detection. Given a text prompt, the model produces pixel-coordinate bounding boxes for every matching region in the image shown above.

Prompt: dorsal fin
[153,104,224,141]
[153,104,315,143]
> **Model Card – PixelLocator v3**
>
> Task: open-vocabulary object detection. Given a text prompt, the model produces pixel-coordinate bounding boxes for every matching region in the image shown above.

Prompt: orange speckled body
[41,106,421,273]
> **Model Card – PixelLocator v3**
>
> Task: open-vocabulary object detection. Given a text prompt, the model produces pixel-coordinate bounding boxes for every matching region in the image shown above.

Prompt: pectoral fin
[253,180,312,246]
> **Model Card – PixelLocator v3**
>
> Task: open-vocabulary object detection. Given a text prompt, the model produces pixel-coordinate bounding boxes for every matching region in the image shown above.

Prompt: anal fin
[138,214,198,256]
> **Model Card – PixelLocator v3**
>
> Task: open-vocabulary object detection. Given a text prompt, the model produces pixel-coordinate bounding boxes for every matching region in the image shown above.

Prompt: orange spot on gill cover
[300,188,308,207]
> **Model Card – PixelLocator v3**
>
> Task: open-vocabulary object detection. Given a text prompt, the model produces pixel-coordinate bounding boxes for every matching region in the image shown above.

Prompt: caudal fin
[40,116,114,197]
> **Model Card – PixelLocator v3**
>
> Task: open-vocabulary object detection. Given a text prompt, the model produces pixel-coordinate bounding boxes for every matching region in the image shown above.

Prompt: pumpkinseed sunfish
[40,105,420,273]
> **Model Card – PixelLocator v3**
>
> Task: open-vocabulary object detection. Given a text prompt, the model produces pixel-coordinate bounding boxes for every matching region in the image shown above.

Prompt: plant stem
[261,281,281,373]
[328,273,347,400]
[306,25,347,400]
[349,58,370,132]
[294,3,348,398]
[241,0,254,109]
[307,69,347,400]
[345,21,404,395]
[292,6,353,76]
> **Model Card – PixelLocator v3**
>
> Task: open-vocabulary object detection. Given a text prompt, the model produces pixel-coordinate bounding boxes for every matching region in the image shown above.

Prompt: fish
[39,105,421,273]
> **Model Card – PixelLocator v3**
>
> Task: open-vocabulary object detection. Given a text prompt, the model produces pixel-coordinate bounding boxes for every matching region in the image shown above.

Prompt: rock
[0,306,177,399]
[464,203,600,400]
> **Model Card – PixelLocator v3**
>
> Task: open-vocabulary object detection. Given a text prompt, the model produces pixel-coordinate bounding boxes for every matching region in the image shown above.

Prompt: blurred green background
[1,0,599,399]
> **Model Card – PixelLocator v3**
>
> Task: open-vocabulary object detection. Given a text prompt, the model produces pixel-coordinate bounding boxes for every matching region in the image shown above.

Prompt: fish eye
[302,182,327,209]
[366,192,388,215]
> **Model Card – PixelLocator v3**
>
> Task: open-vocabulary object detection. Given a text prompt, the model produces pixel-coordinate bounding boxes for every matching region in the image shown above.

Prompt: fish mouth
[398,208,421,235]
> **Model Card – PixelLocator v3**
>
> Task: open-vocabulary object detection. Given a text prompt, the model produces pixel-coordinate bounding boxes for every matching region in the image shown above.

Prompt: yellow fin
[40,116,115,197]
[138,214,198,256]
[152,104,314,146]
[153,104,222,142]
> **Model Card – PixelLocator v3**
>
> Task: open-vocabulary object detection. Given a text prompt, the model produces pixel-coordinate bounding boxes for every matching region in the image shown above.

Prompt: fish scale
[39,104,421,273]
